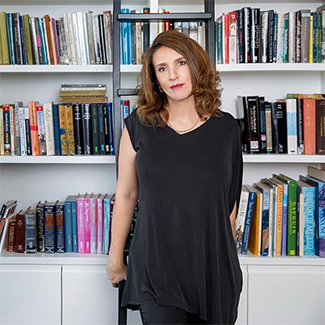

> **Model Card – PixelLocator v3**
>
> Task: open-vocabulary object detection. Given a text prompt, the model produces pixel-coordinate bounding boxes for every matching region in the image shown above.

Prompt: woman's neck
[166,96,198,121]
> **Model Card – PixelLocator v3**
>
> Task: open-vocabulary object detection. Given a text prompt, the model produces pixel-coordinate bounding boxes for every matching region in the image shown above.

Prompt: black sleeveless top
[121,109,243,324]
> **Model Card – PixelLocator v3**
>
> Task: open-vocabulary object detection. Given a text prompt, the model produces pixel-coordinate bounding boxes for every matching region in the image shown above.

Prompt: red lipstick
[170,83,184,90]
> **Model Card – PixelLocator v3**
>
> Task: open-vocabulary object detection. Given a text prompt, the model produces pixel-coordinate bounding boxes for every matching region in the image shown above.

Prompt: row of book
[0,101,115,156]
[237,93,325,155]
[216,7,325,64]
[0,10,113,65]
[0,194,138,255]
[235,166,325,257]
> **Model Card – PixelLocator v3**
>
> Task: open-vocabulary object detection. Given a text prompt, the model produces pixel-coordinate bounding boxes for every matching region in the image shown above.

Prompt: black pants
[139,299,209,325]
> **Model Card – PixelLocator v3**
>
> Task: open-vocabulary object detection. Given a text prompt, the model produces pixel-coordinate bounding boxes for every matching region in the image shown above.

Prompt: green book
[275,174,298,256]
[283,13,289,63]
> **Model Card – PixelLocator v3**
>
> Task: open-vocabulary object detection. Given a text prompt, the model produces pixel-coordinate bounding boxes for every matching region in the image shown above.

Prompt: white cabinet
[247,265,325,325]
[0,264,61,325]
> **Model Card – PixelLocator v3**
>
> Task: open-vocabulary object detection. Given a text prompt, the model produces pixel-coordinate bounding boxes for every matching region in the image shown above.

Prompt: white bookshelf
[0,0,325,325]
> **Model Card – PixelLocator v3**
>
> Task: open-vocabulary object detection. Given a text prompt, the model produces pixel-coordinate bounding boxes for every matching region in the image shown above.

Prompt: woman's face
[152,46,193,103]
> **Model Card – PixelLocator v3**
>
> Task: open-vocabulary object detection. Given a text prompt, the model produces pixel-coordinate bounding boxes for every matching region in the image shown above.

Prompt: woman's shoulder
[215,110,239,131]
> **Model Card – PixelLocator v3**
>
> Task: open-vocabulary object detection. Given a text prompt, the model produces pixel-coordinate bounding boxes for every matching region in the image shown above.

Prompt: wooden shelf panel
[0,156,116,164]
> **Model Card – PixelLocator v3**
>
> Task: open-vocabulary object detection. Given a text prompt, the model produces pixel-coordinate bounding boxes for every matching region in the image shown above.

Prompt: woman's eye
[158,66,166,72]
[178,60,186,66]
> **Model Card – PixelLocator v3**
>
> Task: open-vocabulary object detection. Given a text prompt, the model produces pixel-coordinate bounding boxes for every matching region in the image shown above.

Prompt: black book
[272,100,287,153]
[296,97,304,154]
[103,104,110,155]
[91,104,99,155]
[258,96,267,153]
[296,11,302,63]
[143,7,150,55]
[73,104,84,155]
[237,9,245,63]
[246,96,261,153]
[98,103,106,155]
[25,109,32,155]
[81,104,92,155]
[251,8,260,63]
[268,10,275,63]
[243,7,252,63]
[98,14,107,65]
[273,13,278,62]
[36,201,45,253]
[13,13,22,65]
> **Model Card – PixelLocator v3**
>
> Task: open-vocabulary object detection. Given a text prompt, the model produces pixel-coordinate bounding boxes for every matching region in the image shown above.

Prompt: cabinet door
[248,265,325,325]
[62,265,119,325]
[0,264,61,325]
[236,265,248,325]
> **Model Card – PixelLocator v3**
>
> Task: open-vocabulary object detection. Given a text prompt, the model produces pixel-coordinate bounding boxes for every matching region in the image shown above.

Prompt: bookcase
[0,0,325,325]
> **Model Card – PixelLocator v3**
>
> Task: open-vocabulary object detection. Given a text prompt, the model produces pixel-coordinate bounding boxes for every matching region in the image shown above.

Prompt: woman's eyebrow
[154,56,185,68]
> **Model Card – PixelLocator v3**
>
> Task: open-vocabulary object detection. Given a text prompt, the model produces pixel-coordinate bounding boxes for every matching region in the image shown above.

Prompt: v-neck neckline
[165,115,214,137]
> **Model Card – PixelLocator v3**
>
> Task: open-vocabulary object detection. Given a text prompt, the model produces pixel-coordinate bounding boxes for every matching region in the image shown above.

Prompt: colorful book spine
[84,194,91,253]
[25,209,37,253]
[76,194,86,253]
[29,101,40,155]
[58,104,68,155]
[44,202,56,254]
[286,98,298,154]
[90,194,98,254]
[36,201,45,252]
[303,186,316,256]
[97,194,104,254]
[103,195,111,254]
[52,104,61,155]
[64,200,73,252]
[55,201,65,253]
[36,104,46,155]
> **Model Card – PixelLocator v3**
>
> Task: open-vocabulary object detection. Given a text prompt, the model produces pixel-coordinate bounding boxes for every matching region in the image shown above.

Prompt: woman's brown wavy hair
[136,30,222,127]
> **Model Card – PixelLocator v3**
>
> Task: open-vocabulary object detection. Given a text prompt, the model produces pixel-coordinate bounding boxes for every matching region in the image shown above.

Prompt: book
[15,209,25,253]
[308,166,325,182]
[0,200,18,239]
[235,185,249,253]
[44,201,56,254]
[316,99,325,154]
[55,201,65,253]
[58,104,68,155]
[77,193,86,253]
[36,201,45,252]
[25,208,37,254]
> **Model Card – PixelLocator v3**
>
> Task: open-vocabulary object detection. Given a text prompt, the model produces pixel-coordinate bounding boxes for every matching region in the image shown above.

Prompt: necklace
[167,116,201,134]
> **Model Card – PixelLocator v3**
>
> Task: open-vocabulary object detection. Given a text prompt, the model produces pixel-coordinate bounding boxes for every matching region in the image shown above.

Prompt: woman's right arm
[106,126,139,287]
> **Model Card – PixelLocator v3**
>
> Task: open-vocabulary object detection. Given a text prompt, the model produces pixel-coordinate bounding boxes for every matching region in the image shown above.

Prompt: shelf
[0,156,116,164]
[217,63,325,72]
[0,65,113,73]
[118,12,212,22]
[2,64,324,73]
[0,251,324,266]
[243,154,324,164]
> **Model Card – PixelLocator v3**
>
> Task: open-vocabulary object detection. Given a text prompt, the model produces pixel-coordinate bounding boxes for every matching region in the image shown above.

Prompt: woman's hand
[106,256,128,288]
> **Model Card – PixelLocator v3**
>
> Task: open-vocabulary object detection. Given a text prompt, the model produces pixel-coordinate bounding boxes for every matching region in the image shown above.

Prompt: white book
[72,13,81,65]
[9,105,15,155]
[277,13,284,63]
[14,101,23,155]
[286,98,298,155]
[67,13,76,65]
[135,10,142,64]
[62,13,71,64]
[229,12,237,64]
[76,12,87,65]
[18,106,27,156]
[92,14,101,64]
[86,11,95,65]
[235,186,249,253]
[30,17,39,65]
[197,22,204,49]
[189,22,198,42]
[43,102,55,155]
[82,12,90,64]
[36,104,46,155]
[288,12,296,63]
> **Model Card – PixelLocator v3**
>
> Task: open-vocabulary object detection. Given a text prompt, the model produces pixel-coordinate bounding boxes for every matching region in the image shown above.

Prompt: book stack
[237,93,325,155]
[235,166,325,258]
[59,84,108,104]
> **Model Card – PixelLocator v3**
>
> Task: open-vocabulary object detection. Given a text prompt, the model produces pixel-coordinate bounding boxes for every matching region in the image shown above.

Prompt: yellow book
[58,104,68,155]
[309,14,313,63]
[248,186,262,256]
[65,104,75,155]
[0,11,9,64]
[270,179,283,257]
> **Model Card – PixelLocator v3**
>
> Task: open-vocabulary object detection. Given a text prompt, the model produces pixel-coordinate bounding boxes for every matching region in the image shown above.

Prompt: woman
[107,30,243,325]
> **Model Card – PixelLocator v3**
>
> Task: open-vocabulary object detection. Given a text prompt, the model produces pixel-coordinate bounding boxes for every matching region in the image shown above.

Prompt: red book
[15,210,25,253]
[165,11,170,30]
[222,13,229,64]
[303,98,316,154]
[29,101,40,156]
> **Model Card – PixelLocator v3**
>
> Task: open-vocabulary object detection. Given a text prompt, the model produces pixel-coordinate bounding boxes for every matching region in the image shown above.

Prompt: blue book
[127,13,132,64]
[103,194,111,254]
[64,199,73,252]
[6,13,15,64]
[121,8,129,64]
[19,15,26,65]
[38,17,47,65]
[300,175,325,258]
[107,103,115,155]
[303,184,316,255]
[241,185,257,255]
[44,202,56,254]
[52,104,61,155]
[71,197,78,252]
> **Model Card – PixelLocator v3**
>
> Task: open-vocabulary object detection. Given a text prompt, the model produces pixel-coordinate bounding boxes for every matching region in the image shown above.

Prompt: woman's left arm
[229,202,237,239]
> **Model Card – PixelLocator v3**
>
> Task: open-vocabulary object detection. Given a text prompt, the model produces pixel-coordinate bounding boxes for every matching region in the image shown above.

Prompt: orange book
[44,15,54,65]
[247,186,262,256]
[29,101,40,156]
[303,98,316,154]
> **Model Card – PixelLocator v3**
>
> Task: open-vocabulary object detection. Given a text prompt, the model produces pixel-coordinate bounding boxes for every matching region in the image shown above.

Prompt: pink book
[84,194,91,253]
[51,18,60,65]
[97,194,105,254]
[76,193,86,253]
[90,193,98,254]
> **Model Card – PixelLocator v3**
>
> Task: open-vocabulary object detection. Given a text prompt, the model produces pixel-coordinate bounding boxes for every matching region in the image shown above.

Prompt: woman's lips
[170,83,184,90]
